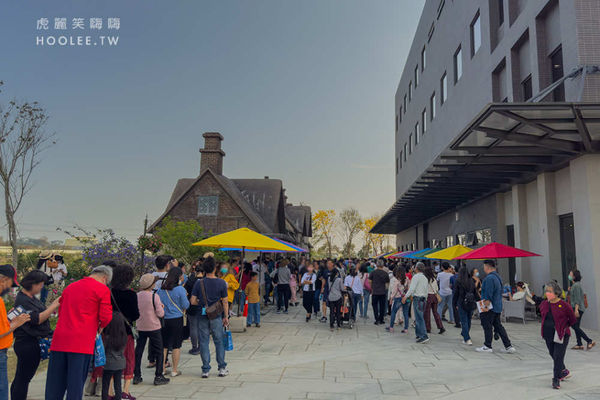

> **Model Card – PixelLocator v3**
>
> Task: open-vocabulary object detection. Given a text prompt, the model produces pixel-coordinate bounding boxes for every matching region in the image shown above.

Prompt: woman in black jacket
[453,266,480,346]
[11,270,60,400]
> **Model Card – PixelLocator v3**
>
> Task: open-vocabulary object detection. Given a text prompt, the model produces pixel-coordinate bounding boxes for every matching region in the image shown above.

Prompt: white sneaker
[463,339,473,346]
[475,345,493,353]
[501,346,516,354]
[201,372,209,378]
[218,368,229,377]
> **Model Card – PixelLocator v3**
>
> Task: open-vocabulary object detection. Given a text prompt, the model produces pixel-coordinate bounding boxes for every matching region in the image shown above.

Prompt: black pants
[329,298,342,328]
[303,290,315,314]
[544,334,569,379]
[135,329,164,378]
[372,294,387,323]
[277,284,291,311]
[481,311,511,348]
[102,369,122,400]
[11,336,41,400]
[572,310,592,346]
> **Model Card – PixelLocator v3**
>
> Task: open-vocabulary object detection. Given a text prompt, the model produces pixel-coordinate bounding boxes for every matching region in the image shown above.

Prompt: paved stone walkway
[28,305,600,400]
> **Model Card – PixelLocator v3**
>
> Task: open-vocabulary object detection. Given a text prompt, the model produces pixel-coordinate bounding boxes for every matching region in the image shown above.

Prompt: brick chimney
[200,132,225,175]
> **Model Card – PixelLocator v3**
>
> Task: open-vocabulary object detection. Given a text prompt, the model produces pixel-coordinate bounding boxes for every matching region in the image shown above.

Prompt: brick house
[149,132,312,248]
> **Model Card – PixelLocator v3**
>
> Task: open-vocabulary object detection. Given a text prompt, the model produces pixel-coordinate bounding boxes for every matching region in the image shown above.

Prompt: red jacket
[51,277,113,354]
[540,299,577,341]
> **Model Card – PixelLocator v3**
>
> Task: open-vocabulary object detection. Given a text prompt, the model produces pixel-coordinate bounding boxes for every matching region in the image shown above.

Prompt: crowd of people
[0,250,595,398]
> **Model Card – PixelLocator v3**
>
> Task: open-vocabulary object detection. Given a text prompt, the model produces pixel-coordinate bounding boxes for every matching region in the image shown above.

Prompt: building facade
[373,0,600,329]
[150,132,312,248]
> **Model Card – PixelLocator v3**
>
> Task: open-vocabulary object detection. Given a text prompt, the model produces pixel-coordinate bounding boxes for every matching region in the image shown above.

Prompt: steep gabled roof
[231,178,285,233]
[285,205,312,237]
[148,169,271,233]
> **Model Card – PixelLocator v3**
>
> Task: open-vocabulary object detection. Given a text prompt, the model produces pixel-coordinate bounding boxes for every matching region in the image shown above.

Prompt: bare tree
[338,208,363,258]
[0,82,55,268]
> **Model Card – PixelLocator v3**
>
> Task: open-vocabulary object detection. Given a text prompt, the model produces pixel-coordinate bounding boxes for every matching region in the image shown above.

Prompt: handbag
[39,337,51,360]
[94,334,106,367]
[111,292,139,340]
[430,282,441,303]
[165,290,187,327]
[152,291,164,328]
[200,279,224,320]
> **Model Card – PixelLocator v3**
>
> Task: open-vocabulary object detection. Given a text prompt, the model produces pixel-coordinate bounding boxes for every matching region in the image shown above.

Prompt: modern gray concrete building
[372,0,600,329]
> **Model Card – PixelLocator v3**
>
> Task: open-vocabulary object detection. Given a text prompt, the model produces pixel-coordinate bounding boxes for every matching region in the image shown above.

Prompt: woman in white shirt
[344,266,363,322]
[300,263,317,322]
[358,264,371,319]
[386,266,411,333]
[424,266,445,334]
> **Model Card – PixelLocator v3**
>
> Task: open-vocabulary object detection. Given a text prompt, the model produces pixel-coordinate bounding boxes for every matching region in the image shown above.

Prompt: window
[421,109,427,135]
[446,235,455,247]
[437,0,445,19]
[399,107,403,123]
[415,122,420,145]
[475,228,492,245]
[454,46,462,83]
[403,95,407,112]
[198,195,219,216]
[428,22,435,42]
[440,72,448,104]
[470,11,481,57]
[415,66,419,87]
[408,134,413,154]
[522,74,532,101]
[399,152,403,169]
[550,45,565,101]
[457,233,467,246]
[430,92,436,120]
[409,82,413,101]
[421,46,426,71]
[498,0,505,25]
[403,144,407,161]
[396,157,399,174]
[395,114,398,132]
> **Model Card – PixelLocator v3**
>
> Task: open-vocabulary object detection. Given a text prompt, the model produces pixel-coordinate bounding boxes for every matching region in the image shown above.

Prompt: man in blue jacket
[476,260,516,354]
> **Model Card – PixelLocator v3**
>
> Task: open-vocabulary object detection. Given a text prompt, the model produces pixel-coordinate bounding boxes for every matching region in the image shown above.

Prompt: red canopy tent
[454,242,540,260]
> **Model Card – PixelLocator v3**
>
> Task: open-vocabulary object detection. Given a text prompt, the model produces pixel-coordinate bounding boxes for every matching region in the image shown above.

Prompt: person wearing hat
[133,274,169,386]
[37,251,56,304]
[0,265,29,400]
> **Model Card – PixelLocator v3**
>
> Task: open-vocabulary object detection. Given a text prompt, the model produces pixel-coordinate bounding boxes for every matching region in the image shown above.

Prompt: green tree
[153,218,225,265]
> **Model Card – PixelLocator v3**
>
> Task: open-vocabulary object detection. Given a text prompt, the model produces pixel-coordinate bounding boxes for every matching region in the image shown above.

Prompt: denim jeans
[198,315,227,373]
[358,290,370,318]
[437,293,454,322]
[351,293,362,321]
[188,313,201,349]
[457,305,473,341]
[40,285,48,304]
[313,289,321,313]
[389,298,410,330]
[413,296,428,340]
[247,303,260,325]
[0,349,7,400]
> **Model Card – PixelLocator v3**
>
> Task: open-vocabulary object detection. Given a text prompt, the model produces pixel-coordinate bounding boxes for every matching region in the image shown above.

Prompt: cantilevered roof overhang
[371,102,600,234]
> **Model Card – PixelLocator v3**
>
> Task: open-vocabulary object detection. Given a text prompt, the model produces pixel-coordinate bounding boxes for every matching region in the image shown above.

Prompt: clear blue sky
[0,0,423,241]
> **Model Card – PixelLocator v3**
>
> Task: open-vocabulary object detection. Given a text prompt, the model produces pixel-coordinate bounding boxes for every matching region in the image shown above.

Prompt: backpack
[463,290,477,311]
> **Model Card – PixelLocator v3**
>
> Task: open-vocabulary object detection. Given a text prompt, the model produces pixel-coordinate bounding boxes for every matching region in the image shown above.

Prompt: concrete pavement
[27,304,600,399]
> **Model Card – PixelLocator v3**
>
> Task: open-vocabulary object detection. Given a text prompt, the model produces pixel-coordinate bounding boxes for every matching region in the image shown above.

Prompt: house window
[446,235,455,247]
[428,22,435,42]
[415,122,420,145]
[403,95,407,112]
[399,152,403,169]
[440,72,448,104]
[422,109,427,135]
[395,114,398,132]
[415,65,419,87]
[522,74,532,101]
[403,144,407,161]
[550,45,565,101]
[498,0,505,26]
[421,46,426,71]
[430,92,436,120]
[409,134,413,154]
[396,157,399,174]
[409,82,413,101]
[470,11,481,57]
[198,195,219,216]
[454,46,462,83]
[399,107,403,123]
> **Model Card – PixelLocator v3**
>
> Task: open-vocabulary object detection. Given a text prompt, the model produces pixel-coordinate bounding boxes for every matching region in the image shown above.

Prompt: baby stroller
[340,289,354,329]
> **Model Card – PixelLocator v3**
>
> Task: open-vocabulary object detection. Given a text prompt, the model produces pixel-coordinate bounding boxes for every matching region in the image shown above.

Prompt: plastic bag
[94,334,106,367]
[39,338,51,360]
[224,328,233,351]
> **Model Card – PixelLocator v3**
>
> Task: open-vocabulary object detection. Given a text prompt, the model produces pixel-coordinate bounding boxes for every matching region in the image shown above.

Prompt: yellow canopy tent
[424,245,473,260]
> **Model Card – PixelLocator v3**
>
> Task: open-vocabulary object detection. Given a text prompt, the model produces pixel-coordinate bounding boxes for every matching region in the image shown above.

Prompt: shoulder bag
[200,279,224,320]
[111,291,139,340]
[429,282,441,303]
